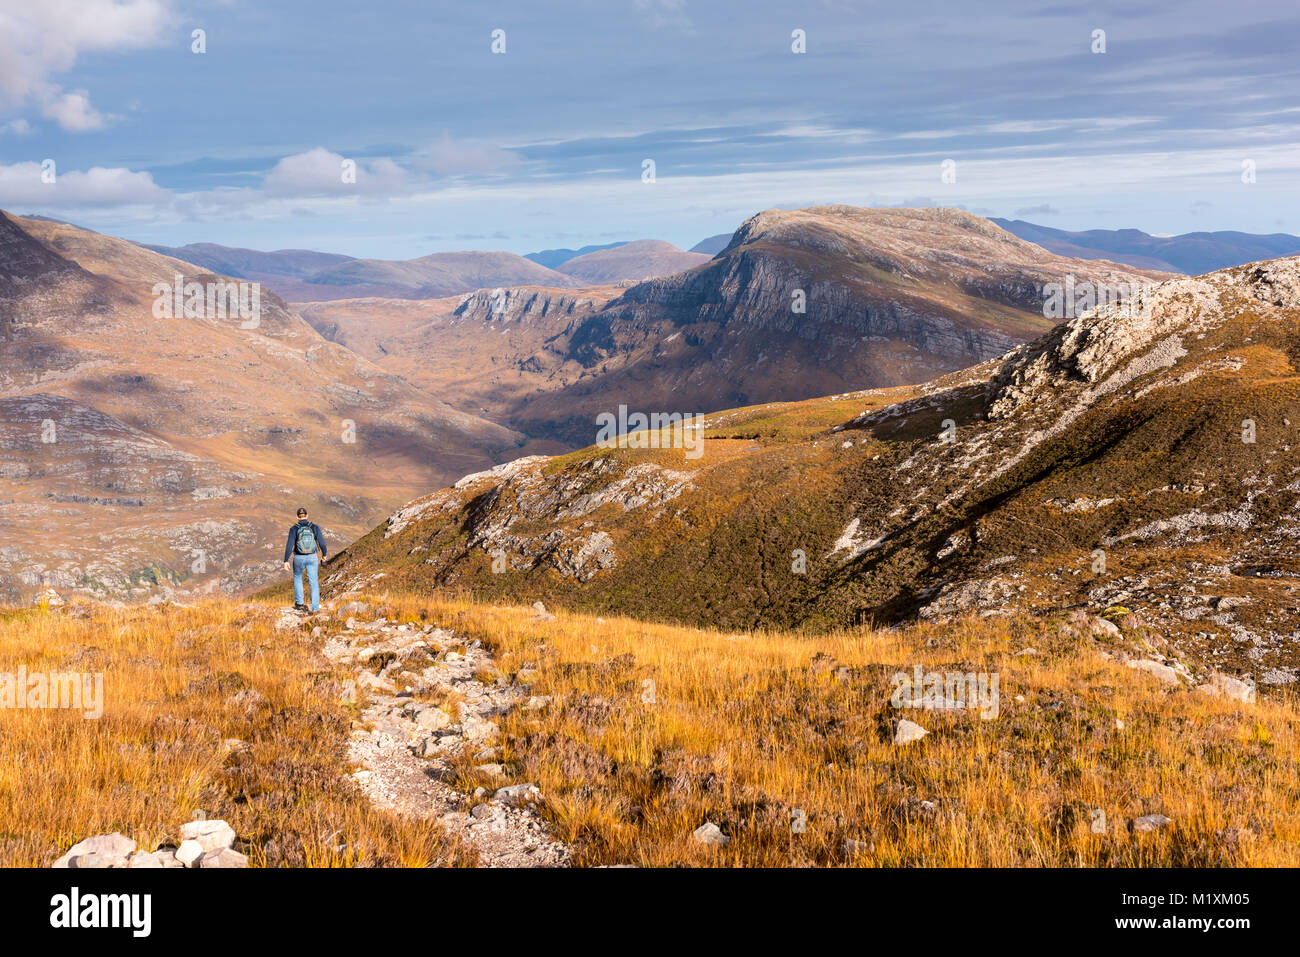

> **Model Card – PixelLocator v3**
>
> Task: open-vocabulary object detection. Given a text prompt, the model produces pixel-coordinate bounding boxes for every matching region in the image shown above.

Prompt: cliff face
[452,287,612,325]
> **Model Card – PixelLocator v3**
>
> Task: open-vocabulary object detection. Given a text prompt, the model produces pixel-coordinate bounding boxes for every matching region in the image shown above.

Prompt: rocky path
[296,604,570,867]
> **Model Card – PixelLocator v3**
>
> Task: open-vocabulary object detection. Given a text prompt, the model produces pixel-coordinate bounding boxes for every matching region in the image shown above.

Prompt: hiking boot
[293,603,307,612]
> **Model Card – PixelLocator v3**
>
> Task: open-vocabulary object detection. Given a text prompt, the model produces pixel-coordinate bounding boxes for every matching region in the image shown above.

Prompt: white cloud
[0,0,172,131]
[40,89,106,131]
[413,136,523,177]
[1,118,31,135]
[263,147,412,197]
[0,161,171,207]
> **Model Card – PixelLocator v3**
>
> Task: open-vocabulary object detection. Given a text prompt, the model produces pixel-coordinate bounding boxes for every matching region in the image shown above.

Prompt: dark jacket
[284,520,327,562]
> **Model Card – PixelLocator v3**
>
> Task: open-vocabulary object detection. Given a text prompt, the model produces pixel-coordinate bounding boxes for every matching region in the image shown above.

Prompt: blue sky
[1,0,1297,258]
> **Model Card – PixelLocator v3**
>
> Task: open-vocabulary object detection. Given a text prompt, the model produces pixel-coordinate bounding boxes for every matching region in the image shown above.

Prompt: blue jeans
[292,553,320,611]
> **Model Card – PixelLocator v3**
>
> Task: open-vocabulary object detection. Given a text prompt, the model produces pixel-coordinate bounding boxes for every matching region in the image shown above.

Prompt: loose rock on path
[313,603,571,867]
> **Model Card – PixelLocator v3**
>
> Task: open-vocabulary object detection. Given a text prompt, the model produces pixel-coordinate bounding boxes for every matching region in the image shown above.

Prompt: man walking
[283,507,327,613]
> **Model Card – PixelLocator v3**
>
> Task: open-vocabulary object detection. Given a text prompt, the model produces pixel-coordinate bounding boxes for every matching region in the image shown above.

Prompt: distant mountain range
[141,238,708,301]
[690,233,734,255]
[137,218,1300,305]
[523,242,629,269]
[991,219,1300,274]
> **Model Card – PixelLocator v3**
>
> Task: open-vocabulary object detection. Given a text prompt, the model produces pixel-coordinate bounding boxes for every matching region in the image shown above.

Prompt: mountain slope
[140,242,356,280]
[302,251,582,300]
[325,255,1300,687]
[555,239,710,282]
[0,212,525,601]
[690,233,733,255]
[524,242,629,269]
[993,218,1300,275]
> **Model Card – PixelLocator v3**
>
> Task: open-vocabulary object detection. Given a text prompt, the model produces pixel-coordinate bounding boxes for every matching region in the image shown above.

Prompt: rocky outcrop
[453,287,608,325]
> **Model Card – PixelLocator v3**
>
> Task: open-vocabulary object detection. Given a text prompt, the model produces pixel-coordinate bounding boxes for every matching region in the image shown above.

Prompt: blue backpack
[294,524,317,555]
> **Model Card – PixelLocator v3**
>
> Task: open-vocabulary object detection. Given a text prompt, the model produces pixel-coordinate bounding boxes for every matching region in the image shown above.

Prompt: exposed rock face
[453,287,609,325]
[356,454,693,587]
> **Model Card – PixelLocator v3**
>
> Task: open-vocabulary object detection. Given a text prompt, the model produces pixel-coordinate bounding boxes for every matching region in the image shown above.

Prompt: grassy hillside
[0,599,469,867]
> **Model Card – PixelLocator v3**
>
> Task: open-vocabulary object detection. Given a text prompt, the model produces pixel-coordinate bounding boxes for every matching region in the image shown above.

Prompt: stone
[475,763,506,778]
[1130,814,1173,834]
[413,736,443,758]
[128,849,183,868]
[1197,672,1255,703]
[338,601,370,618]
[531,601,557,622]
[52,832,136,868]
[524,695,551,711]
[414,707,452,731]
[179,819,236,852]
[470,804,495,820]
[198,847,249,868]
[1126,658,1182,685]
[175,840,205,867]
[494,783,541,807]
[34,587,64,608]
[692,822,729,846]
[340,679,356,704]
[894,719,929,745]
[1090,617,1122,638]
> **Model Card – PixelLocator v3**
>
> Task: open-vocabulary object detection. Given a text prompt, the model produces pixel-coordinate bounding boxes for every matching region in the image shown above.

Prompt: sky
[0,0,1297,259]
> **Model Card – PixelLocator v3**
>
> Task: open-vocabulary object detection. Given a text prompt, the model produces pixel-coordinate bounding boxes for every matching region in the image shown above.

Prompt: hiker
[283,507,327,613]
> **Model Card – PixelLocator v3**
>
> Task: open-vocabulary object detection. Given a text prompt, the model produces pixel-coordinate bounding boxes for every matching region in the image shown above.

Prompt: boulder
[1126,658,1182,686]
[1197,672,1256,703]
[175,839,205,867]
[1130,814,1173,834]
[494,783,541,807]
[414,707,452,731]
[1090,617,1122,639]
[894,718,929,745]
[692,822,729,846]
[179,819,236,852]
[198,847,249,868]
[52,832,136,868]
[127,849,184,868]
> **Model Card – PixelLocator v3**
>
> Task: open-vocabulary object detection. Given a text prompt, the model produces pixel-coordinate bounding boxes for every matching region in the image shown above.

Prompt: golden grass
[5,591,1296,868]
[384,592,1300,867]
[0,600,470,867]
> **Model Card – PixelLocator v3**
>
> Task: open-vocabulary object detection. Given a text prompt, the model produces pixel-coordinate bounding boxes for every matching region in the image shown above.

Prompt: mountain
[300,251,584,301]
[324,255,1300,688]
[689,233,733,255]
[0,211,526,602]
[524,242,629,270]
[140,242,356,280]
[301,206,1165,446]
[555,239,711,283]
[992,219,1300,275]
